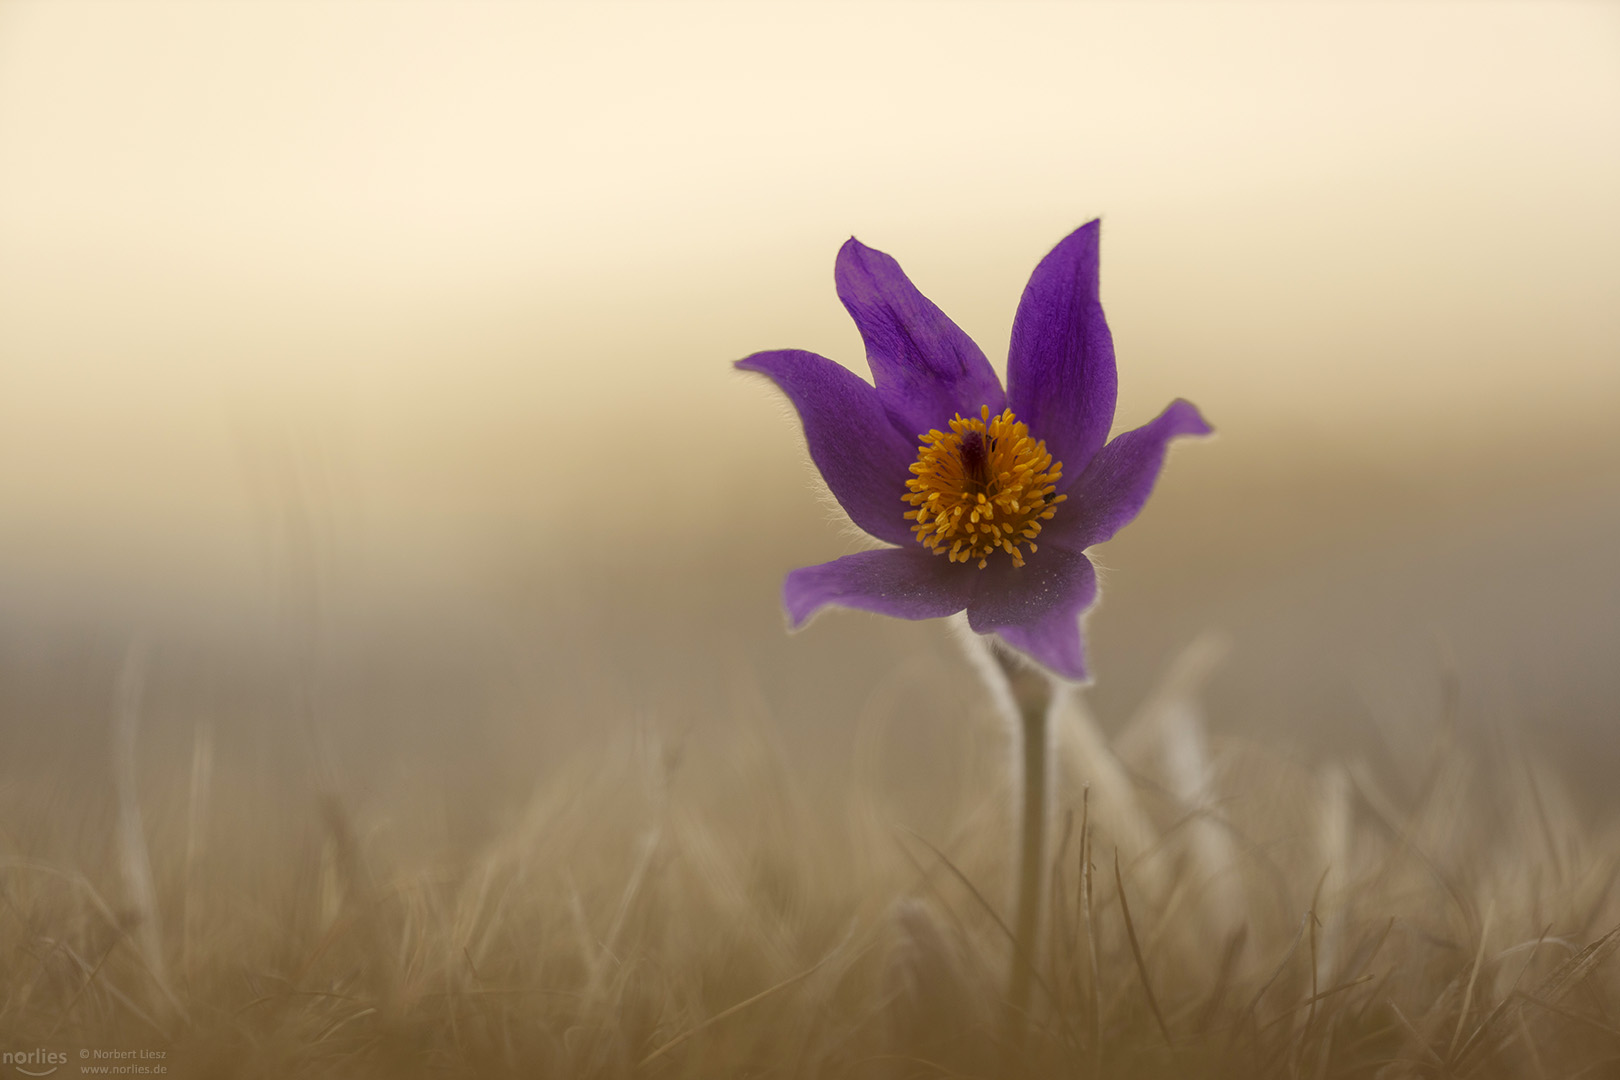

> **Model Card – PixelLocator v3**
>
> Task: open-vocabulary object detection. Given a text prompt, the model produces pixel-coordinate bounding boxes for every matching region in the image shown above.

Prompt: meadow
[3,625,1616,1080]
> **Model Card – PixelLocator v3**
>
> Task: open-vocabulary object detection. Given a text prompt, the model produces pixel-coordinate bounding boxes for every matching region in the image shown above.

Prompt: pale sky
[1,1,1617,607]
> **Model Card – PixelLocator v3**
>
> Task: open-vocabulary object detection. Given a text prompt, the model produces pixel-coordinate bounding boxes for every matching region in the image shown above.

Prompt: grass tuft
[3,659,1618,1079]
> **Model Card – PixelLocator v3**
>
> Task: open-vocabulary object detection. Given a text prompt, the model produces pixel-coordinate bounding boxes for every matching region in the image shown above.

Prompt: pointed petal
[1006,220,1117,478]
[784,547,973,627]
[1061,399,1212,549]
[836,238,1005,440]
[966,546,1097,681]
[736,349,916,545]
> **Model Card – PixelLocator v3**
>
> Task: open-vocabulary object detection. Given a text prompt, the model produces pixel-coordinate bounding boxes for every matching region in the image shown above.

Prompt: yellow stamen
[903,406,1064,570]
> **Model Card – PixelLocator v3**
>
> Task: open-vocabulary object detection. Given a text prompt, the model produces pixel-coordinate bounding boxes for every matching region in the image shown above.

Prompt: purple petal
[784,547,973,627]
[966,546,1098,681]
[1060,399,1212,549]
[736,349,917,546]
[836,238,1006,440]
[1006,220,1117,479]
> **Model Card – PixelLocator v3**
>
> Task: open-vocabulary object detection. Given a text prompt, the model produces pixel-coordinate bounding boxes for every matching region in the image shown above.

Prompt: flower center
[903,405,1065,569]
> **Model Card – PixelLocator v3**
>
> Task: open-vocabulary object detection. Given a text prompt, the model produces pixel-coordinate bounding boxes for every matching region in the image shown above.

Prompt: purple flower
[737,221,1210,681]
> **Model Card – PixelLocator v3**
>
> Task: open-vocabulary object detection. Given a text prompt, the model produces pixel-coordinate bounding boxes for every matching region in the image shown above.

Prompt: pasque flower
[737,221,1210,680]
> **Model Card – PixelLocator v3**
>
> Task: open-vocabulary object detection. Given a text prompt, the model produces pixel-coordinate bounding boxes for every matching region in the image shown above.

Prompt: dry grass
[2,646,1618,1080]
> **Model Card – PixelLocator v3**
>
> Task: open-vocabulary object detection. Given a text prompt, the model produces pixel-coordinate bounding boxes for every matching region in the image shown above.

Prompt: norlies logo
[1,1049,67,1077]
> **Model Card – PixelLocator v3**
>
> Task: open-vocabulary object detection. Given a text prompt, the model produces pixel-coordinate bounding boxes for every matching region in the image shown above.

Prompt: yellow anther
[902,406,1064,570]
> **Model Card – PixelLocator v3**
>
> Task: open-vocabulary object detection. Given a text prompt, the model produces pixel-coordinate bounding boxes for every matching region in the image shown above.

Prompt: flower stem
[992,647,1053,1050]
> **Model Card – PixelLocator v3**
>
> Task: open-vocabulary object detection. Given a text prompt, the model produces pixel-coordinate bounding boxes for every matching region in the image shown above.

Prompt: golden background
[1,0,1617,809]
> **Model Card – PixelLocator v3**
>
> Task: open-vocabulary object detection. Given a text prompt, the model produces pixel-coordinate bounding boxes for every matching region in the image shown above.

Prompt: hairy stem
[950,619,1059,1053]
[996,648,1054,1050]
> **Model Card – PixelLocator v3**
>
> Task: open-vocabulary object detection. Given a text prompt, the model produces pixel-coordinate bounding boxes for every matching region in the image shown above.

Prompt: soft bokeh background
[2,0,1618,830]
